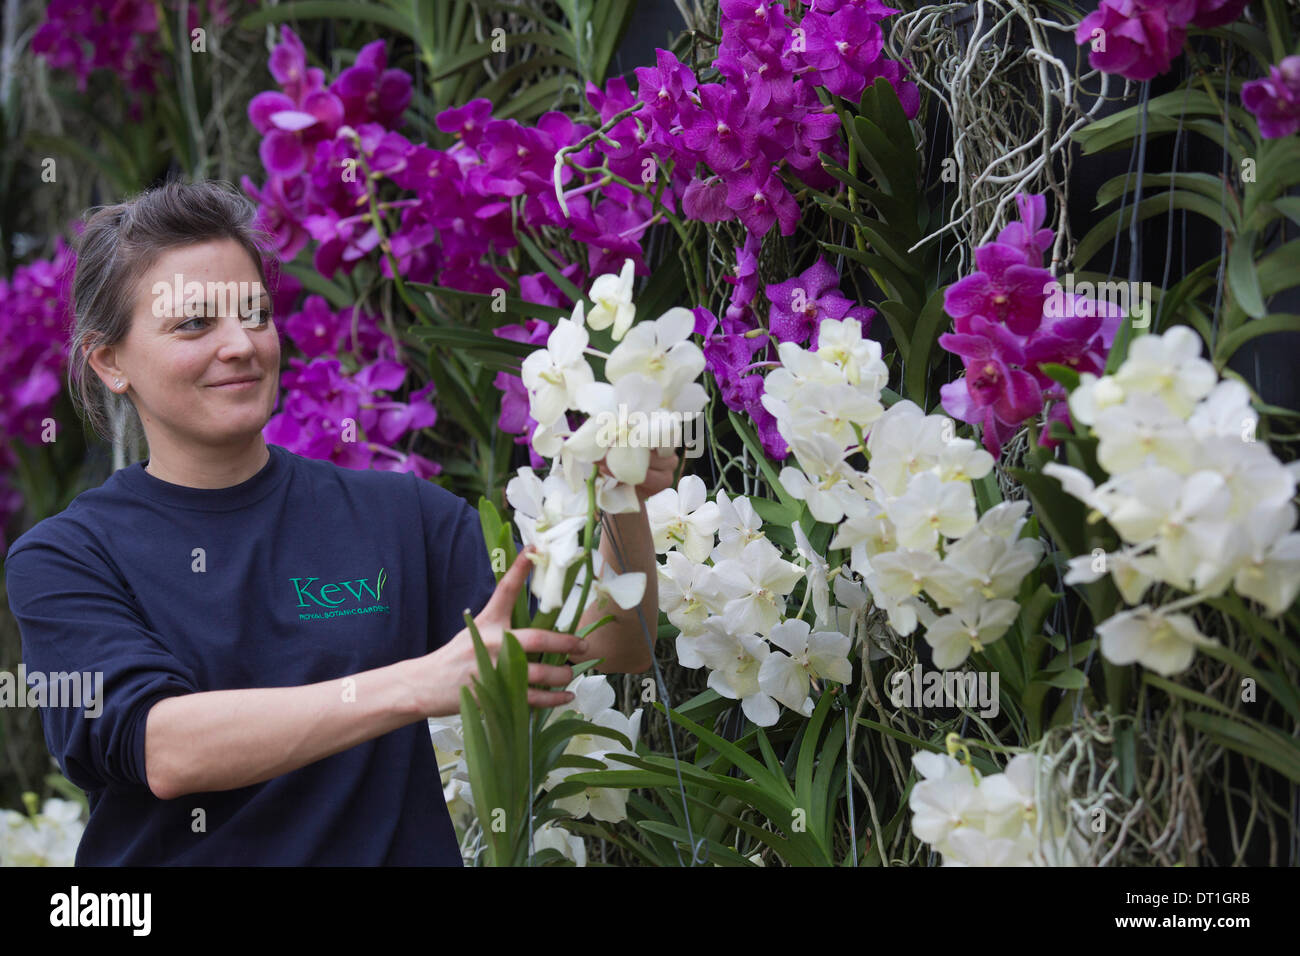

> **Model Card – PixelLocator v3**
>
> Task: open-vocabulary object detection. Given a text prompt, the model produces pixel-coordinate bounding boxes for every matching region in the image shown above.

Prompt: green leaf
[1033,668,1087,690]
[497,75,575,121]
[1269,196,1300,229]
[238,1,417,36]
[1213,313,1300,365]
[903,288,949,409]
[1008,467,1090,559]
[407,282,570,324]
[516,232,587,306]
[1227,230,1267,319]
[1183,713,1300,783]
[406,325,535,358]
[727,410,797,510]
[279,259,352,310]
[876,300,914,359]
[1075,190,1238,270]
[1038,363,1080,392]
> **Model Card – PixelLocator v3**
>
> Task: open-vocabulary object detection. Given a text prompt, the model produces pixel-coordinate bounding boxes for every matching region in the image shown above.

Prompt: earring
[114,379,124,391]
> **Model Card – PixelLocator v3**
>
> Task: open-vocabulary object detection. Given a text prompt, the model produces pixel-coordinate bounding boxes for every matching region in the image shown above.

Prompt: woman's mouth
[207,376,262,391]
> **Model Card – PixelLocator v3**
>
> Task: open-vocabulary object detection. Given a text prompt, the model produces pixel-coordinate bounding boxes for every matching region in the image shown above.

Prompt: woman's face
[96,238,281,451]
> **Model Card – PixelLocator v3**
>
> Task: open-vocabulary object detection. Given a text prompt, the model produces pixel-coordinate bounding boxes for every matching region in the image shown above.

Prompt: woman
[4,179,669,866]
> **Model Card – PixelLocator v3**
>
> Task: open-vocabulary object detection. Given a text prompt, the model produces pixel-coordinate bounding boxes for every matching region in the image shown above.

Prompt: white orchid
[645,474,721,561]
[1049,335,1299,676]
[1096,605,1217,676]
[758,618,853,716]
[543,674,643,823]
[778,431,873,524]
[812,315,889,393]
[938,529,1043,604]
[828,502,896,572]
[908,752,983,853]
[520,306,593,427]
[555,550,647,628]
[506,466,590,612]
[711,490,767,561]
[1232,518,1300,615]
[1067,371,1126,425]
[691,622,779,726]
[564,374,664,486]
[0,799,84,867]
[586,258,637,340]
[792,521,831,624]
[1112,324,1216,417]
[697,537,805,637]
[909,752,1069,867]
[658,550,713,638]
[529,822,587,866]
[605,306,706,405]
[881,471,978,552]
[923,598,1020,670]
[1091,391,1195,475]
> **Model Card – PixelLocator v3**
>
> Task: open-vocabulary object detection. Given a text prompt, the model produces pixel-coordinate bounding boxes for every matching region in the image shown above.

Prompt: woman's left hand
[598,448,680,503]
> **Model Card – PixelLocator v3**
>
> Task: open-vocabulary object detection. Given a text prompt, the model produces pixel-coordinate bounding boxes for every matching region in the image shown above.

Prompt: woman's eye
[241,309,269,329]
[177,317,208,332]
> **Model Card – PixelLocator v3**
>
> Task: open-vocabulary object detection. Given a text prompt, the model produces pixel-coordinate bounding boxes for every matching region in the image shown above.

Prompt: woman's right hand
[415,547,584,718]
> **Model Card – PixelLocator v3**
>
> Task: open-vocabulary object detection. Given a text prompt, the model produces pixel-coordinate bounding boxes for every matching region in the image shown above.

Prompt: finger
[527,663,574,687]
[479,546,535,621]
[511,627,586,656]
[528,688,576,709]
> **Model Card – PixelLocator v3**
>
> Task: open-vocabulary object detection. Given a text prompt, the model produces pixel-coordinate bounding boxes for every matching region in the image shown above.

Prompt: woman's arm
[568,450,679,674]
[144,657,420,800]
[146,550,583,799]
[570,499,659,674]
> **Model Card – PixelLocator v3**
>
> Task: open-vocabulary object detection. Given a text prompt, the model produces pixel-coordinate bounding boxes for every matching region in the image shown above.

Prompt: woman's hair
[68,178,278,442]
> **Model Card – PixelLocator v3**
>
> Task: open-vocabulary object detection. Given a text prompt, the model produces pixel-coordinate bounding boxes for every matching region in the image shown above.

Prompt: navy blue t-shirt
[3,443,510,866]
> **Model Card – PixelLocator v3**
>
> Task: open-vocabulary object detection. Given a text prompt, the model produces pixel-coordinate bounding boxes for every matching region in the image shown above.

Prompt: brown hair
[67,178,279,443]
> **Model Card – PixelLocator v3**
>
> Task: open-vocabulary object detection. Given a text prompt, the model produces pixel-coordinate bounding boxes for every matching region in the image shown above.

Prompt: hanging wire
[1209,36,1235,344]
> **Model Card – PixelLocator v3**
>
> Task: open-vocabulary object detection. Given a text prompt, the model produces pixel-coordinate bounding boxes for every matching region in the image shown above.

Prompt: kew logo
[291,569,388,608]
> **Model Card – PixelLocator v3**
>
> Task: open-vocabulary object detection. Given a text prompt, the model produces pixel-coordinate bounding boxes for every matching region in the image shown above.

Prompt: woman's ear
[86,343,127,394]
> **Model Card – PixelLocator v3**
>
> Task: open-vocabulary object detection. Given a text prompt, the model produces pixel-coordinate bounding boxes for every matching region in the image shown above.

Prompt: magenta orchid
[263,357,440,477]
[766,257,876,348]
[940,194,1121,455]
[1242,56,1300,139]
[1075,0,1248,81]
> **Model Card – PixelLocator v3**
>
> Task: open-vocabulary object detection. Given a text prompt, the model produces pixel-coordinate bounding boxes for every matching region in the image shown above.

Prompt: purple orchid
[329,39,412,131]
[995,194,1055,264]
[1242,56,1300,140]
[766,257,874,346]
[1074,0,1199,82]
[944,242,1054,336]
[492,318,555,470]
[800,6,886,99]
[724,232,763,324]
[32,0,163,97]
[725,164,801,237]
[265,357,440,475]
[681,84,760,173]
[939,318,1043,457]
